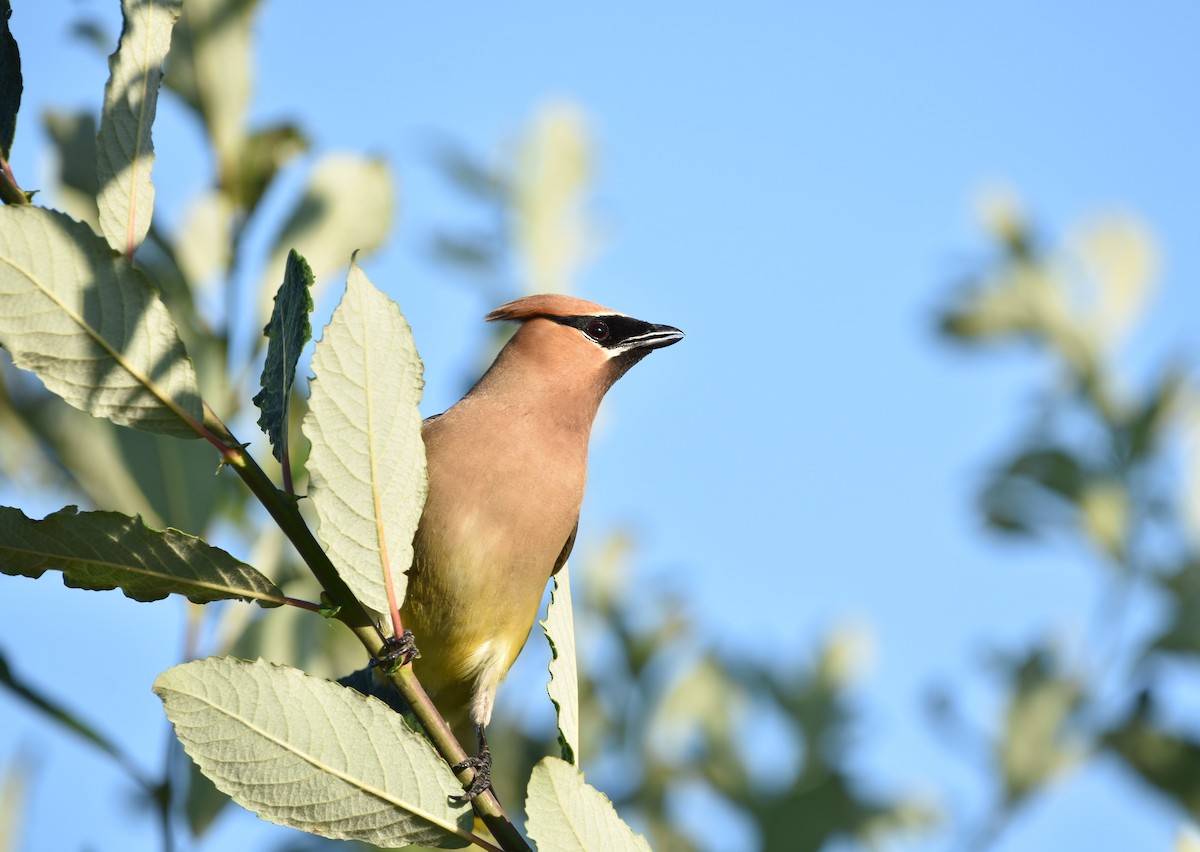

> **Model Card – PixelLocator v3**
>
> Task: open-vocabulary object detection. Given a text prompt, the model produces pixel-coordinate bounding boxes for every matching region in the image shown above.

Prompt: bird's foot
[450,740,493,803]
[370,629,419,672]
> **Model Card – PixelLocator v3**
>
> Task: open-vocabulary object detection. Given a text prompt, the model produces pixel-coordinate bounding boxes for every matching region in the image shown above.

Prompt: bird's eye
[584,319,610,342]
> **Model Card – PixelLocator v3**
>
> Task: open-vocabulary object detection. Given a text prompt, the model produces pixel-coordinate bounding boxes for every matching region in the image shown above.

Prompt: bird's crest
[485,294,619,322]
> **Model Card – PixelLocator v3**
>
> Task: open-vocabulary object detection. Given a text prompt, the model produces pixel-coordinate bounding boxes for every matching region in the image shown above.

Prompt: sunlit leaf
[155,657,471,847]
[0,206,202,436]
[253,249,313,461]
[303,260,426,615]
[541,566,579,764]
[525,757,652,852]
[96,0,182,256]
[0,505,283,606]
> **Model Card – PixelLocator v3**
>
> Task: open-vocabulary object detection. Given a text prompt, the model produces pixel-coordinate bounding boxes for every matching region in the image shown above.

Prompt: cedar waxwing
[401,294,683,799]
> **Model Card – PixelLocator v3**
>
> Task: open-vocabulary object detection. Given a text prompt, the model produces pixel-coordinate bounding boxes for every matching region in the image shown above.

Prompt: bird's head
[483,294,683,397]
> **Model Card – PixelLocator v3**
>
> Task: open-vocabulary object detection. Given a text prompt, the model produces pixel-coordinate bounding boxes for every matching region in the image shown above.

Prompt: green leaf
[1123,368,1183,464]
[12,398,216,534]
[541,565,579,764]
[1006,448,1086,501]
[253,249,313,461]
[96,0,182,257]
[0,0,22,162]
[1106,699,1200,819]
[155,657,471,848]
[0,205,202,436]
[1149,560,1200,657]
[113,424,221,535]
[183,751,229,839]
[173,188,232,288]
[525,757,651,852]
[433,141,506,202]
[997,650,1083,803]
[0,505,283,606]
[42,110,99,227]
[303,260,426,615]
[257,153,395,328]
[234,122,308,211]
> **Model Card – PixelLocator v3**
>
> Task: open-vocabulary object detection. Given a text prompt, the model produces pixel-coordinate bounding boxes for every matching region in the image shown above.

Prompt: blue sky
[3,2,1200,851]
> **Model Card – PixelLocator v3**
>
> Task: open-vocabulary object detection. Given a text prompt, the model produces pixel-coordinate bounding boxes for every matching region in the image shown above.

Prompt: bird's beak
[627,323,684,352]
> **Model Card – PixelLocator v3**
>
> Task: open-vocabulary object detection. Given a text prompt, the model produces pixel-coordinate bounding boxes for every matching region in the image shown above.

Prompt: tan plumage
[400,294,682,787]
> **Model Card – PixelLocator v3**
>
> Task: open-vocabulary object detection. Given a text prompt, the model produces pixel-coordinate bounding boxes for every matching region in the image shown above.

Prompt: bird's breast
[402,405,587,690]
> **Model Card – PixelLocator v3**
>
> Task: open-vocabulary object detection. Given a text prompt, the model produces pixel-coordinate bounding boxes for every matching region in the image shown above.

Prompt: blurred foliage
[5,2,1200,851]
[424,117,934,850]
[935,188,1200,845]
[0,5,924,852]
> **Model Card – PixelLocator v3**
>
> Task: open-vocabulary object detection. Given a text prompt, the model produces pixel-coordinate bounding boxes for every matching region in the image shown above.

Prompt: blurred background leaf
[2,5,1199,852]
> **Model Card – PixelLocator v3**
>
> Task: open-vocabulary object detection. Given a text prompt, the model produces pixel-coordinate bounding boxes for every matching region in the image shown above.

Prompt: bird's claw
[450,744,493,803]
[370,629,418,672]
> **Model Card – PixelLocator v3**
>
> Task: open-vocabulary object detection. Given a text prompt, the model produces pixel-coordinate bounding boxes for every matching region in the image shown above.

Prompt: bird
[399,293,683,800]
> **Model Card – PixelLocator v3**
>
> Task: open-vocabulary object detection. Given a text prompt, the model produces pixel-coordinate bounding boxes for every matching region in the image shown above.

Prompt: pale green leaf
[42,110,100,229]
[253,249,313,461]
[13,396,217,533]
[155,657,471,848]
[257,153,395,327]
[1178,829,1200,852]
[0,206,202,436]
[0,505,284,606]
[96,0,182,257]
[173,188,233,287]
[513,102,593,294]
[164,0,255,176]
[541,565,579,764]
[303,261,425,615]
[525,757,651,852]
[1071,216,1158,351]
[999,651,1084,802]
[0,754,28,852]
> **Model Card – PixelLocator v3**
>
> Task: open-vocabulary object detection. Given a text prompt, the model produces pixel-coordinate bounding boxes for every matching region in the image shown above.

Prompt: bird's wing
[551,519,579,576]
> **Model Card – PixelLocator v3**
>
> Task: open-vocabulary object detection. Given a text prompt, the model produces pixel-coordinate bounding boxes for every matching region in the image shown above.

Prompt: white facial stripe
[599,331,681,357]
